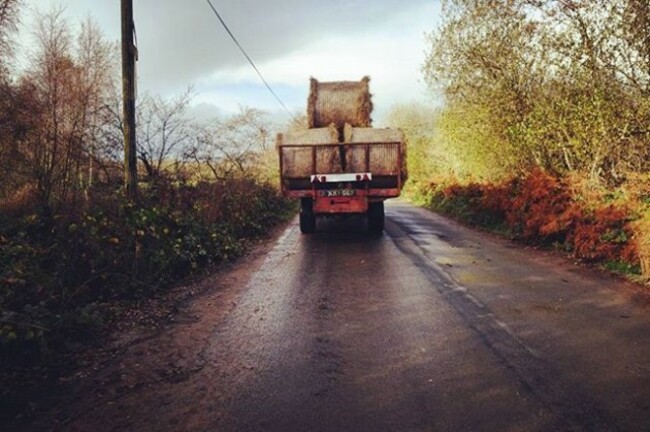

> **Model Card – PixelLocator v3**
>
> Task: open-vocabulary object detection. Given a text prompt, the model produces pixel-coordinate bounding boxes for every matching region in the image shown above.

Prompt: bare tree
[0,0,25,197]
[136,88,194,180]
[28,6,76,204]
[0,0,21,72]
[15,7,119,206]
[189,107,270,181]
[75,17,117,192]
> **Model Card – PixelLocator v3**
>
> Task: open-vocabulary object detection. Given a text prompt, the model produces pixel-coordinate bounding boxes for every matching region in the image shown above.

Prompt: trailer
[277,77,406,234]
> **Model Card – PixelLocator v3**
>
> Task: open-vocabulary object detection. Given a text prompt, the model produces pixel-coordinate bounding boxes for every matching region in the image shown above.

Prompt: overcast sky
[18,0,441,124]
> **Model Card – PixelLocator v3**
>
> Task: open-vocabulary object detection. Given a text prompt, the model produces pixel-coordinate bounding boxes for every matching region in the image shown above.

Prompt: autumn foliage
[404,0,650,278]
[420,169,642,271]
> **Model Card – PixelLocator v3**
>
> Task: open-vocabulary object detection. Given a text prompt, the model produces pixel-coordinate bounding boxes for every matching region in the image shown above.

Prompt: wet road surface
[22,201,650,431]
[207,201,650,432]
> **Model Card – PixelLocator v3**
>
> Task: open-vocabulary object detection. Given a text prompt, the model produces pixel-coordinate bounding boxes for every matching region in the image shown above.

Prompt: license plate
[320,189,355,198]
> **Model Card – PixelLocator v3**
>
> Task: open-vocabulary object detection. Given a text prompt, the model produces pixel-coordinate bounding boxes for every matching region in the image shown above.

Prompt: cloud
[19,0,441,120]
[195,1,440,120]
[130,0,438,95]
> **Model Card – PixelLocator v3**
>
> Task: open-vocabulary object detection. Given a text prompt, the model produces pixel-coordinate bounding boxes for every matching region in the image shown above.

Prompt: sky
[18,0,441,125]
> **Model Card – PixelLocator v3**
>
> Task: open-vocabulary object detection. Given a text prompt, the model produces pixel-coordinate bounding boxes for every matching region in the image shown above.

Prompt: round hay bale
[307,77,373,129]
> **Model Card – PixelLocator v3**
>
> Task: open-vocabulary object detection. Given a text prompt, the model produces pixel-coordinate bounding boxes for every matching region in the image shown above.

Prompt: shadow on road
[309,215,384,244]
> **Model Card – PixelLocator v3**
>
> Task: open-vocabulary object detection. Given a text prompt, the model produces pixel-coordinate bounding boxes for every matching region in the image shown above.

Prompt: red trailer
[278,136,406,233]
[277,77,407,233]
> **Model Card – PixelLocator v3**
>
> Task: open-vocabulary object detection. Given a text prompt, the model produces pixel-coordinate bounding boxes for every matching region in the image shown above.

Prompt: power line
[206,0,296,121]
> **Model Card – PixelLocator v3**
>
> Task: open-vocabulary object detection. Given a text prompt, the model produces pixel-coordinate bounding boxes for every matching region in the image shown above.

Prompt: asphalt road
[207,201,650,432]
[20,201,650,432]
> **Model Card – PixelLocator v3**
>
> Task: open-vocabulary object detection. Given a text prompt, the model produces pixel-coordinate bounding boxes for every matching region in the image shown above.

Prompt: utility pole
[121,0,138,202]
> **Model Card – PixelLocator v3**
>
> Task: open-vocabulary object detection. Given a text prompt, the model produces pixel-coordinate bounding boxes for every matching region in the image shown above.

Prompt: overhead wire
[206,0,297,121]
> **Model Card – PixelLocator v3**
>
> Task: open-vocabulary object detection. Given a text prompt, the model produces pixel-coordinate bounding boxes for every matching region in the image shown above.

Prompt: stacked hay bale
[344,124,408,180]
[308,77,373,131]
[277,76,406,179]
[277,124,339,177]
[279,77,375,176]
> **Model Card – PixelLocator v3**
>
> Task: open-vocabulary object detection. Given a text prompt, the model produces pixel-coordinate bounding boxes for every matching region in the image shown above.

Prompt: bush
[0,178,294,359]
[506,169,575,242]
[569,205,637,264]
[418,170,643,274]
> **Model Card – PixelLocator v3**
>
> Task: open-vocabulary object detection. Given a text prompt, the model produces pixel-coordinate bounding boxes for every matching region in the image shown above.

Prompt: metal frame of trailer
[279,141,403,215]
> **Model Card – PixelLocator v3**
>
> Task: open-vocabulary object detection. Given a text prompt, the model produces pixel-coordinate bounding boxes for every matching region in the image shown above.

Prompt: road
[19,201,650,432]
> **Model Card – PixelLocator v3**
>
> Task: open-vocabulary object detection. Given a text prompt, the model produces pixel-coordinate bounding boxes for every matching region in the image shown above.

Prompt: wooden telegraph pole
[121,0,138,202]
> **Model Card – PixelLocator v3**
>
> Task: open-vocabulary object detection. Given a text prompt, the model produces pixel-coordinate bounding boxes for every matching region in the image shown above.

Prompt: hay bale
[316,147,343,174]
[344,125,408,180]
[277,126,341,177]
[343,124,404,144]
[307,77,373,129]
[276,125,338,146]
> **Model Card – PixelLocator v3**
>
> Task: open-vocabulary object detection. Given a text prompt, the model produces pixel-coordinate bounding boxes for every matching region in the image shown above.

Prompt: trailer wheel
[368,201,385,234]
[300,198,316,234]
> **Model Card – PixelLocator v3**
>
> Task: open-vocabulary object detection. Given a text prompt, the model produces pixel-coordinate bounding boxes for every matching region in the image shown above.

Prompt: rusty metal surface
[313,195,368,214]
[283,188,400,200]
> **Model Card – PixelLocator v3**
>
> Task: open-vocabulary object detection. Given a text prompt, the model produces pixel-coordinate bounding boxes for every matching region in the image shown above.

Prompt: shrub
[0,178,294,359]
[569,205,636,263]
[416,170,643,275]
[505,169,576,243]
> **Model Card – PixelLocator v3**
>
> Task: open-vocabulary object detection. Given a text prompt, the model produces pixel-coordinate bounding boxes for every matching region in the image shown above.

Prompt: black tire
[368,201,385,234]
[300,198,316,234]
